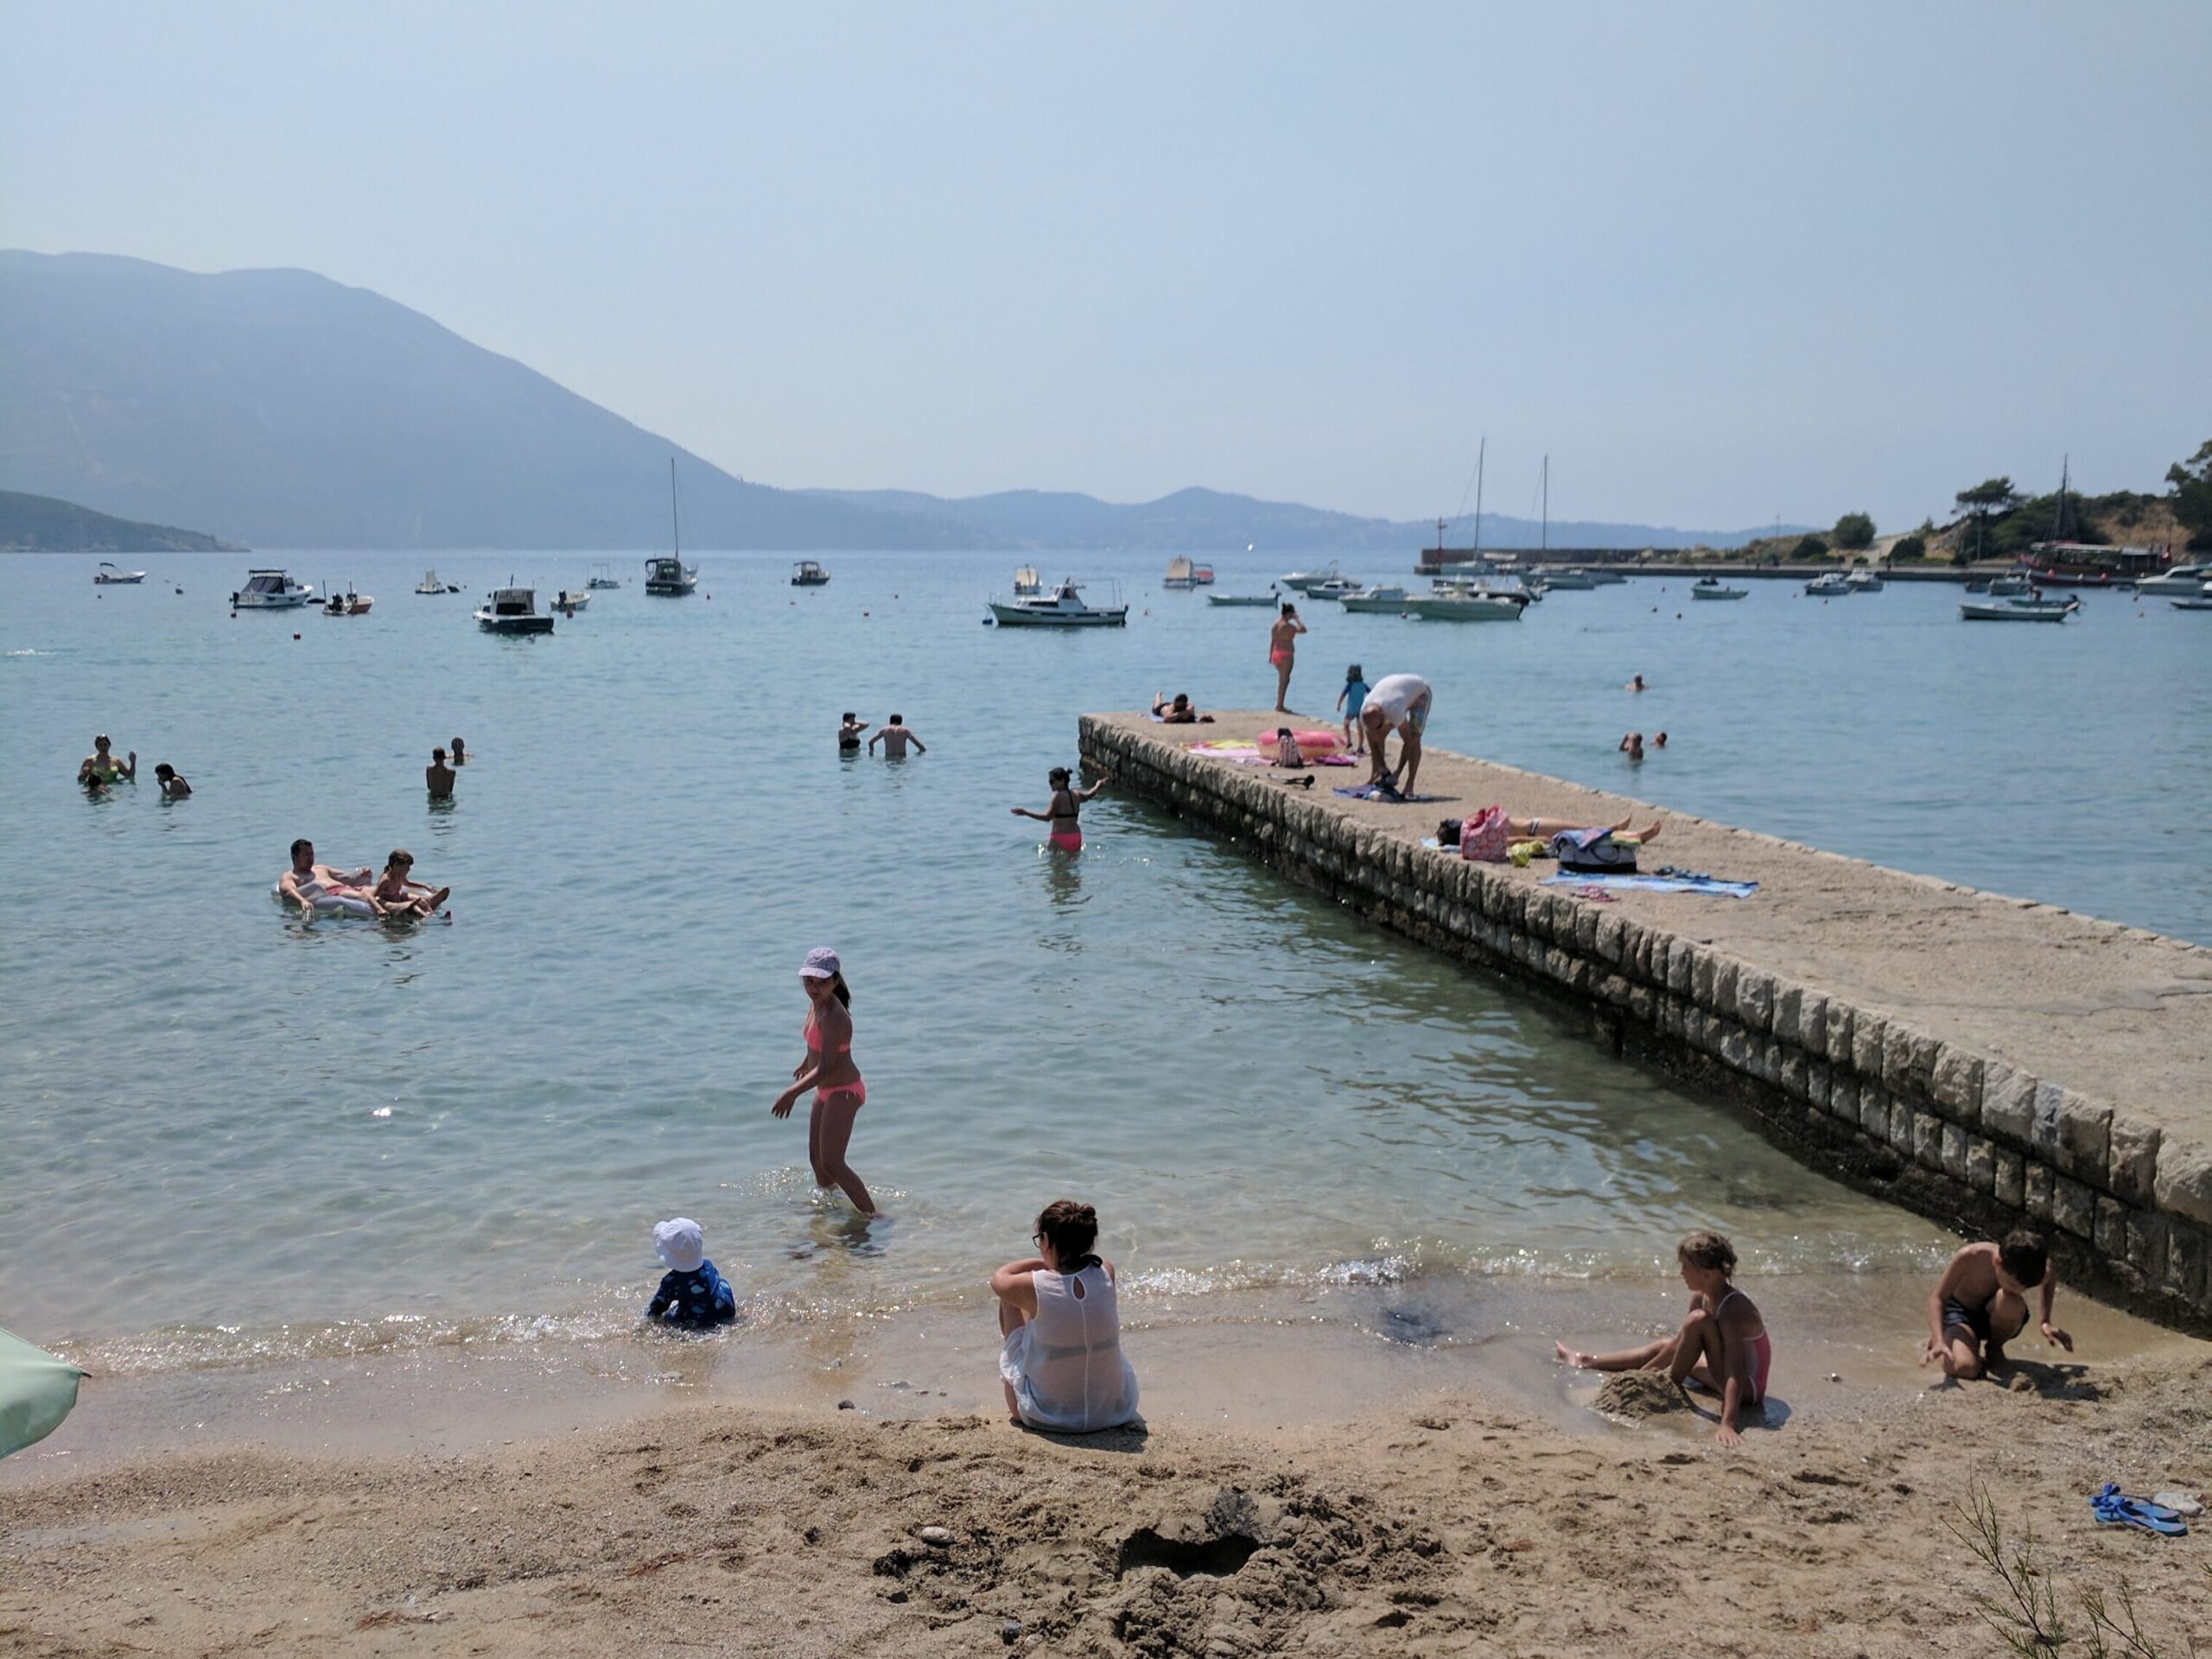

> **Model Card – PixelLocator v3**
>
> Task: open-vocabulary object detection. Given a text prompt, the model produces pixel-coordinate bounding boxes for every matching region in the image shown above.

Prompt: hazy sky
[5,3,2207,528]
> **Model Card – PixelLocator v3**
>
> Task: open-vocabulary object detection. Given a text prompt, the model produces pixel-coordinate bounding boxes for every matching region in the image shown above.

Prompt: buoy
[293,632,301,639]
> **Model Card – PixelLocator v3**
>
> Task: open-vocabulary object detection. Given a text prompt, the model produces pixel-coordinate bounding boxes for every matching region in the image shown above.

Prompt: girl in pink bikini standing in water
[1012,766,1103,853]
[772,948,875,1214]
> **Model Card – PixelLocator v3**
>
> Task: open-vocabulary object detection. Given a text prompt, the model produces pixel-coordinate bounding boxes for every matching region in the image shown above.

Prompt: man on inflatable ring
[276,837,378,917]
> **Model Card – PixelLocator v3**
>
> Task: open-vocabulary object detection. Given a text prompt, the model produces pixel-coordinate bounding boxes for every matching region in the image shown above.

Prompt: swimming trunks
[1942,1295,1995,1346]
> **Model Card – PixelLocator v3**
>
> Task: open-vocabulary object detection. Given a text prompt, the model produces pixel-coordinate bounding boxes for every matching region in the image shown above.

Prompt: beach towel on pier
[1335,784,1444,802]
[1,1326,86,1459]
[1540,872,1758,898]
[1550,826,1637,874]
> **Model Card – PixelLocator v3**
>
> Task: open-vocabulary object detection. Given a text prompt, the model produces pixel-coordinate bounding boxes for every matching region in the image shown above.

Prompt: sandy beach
[7,1344,2209,1657]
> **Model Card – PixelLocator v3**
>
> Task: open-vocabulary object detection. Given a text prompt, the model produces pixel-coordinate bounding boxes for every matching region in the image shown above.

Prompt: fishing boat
[791,560,830,587]
[415,569,460,594]
[1012,565,1042,598]
[551,588,590,613]
[1692,577,1748,601]
[1960,595,2078,623]
[1987,573,2034,597]
[1278,561,1343,594]
[231,569,315,608]
[1338,584,1411,613]
[1207,591,1281,607]
[645,459,699,594]
[320,587,373,615]
[93,563,146,584]
[1845,569,1885,593]
[586,563,621,590]
[476,585,555,634]
[1305,576,1361,601]
[1408,592,1524,622]
[1192,563,1215,585]
[986,576,1128,627]
[1163,556,1201,590]
[2135,563,2211,597]
[1529,566,1598,590]
[1805,571,1850,597]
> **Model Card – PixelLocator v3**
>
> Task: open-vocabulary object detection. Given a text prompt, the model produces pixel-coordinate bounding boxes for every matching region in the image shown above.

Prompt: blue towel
[1541,873,1758,898]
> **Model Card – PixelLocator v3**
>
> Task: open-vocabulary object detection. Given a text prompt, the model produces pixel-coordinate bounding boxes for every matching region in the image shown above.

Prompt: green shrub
[1791,535,1829,560]
[1891,534,1928,562]
[1832,512,1876,550]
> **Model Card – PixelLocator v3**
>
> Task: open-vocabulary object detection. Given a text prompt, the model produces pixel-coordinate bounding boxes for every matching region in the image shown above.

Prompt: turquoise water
[3,551,2201,1375]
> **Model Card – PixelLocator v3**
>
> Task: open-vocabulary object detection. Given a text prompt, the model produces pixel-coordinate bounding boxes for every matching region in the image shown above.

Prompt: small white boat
[1338,584,1411,613]
[1305,575,1362,601]
[415,569,461,594]
[1407,591,1524,622]
[1529,565,1598,590]
[1278,562,1343,594]
[586,563,621,590]
[321,587,373,615]
[2170,583,2212,611]
[551,588,590,613]
[232,569,315,608]
[791,560,830,587]
[1012,565,1043,598]
[1987,573,2034,596]
[1692,577,1748,601]
[987,576,1128,627]
[1961,595,2078,622]
[1192,563,1215,585]
[1207,591,1281,607]
[2135,563,2211,596]
[1805,571,1850,596]
[93,563,146,584]
[1163,556,1201,590]
[1845,569,1885,593]
[477,585,555,634]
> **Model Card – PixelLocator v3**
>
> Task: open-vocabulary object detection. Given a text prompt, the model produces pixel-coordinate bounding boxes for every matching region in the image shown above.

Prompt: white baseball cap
[653,1217,705,1273]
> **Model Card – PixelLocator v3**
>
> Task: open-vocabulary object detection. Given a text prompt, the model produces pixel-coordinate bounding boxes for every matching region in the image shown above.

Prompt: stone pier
[1079,711,2212,1331]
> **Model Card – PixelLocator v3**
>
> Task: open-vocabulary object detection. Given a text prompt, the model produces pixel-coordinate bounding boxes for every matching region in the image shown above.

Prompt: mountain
[0,251,1784,551]
[0,488,245,552]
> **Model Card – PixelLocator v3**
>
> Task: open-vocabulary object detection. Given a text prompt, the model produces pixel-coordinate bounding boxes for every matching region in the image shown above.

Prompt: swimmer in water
[1014,766,1104,853]
[1619,732,1644,761]
[839,712,871,751]
[426,747,455,799]
[1269,603,1307,712]
[772,947,874,1215]
[868,714,927,758]
[1627,674,1646,693]
[77,734,135,785]
[276,838,377,915]
[449,736,467,766]
[153,763,191,798]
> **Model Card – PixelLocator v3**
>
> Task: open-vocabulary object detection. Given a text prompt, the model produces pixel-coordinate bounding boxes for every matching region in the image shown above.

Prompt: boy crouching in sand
[1921,1229,2070,1381]
[1554,1231,1770,1445]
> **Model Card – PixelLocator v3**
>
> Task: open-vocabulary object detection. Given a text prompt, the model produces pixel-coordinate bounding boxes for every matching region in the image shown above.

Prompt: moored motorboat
[586,563,621,590]
[791,560,830,587]
[1279,562,1343,594]
[986,576,1128,627]
[321,587,373,615]
[231,569,315,608]
[1692,577,1748,600]
[1163,556,1200,590]
[2171,583,2212,612]
[1192,563,1215,585]
[1207,591,1281,606]
[1407,590,1524,621]
[1805,571,1850,596]
[1960,595,2078,622]
[1338,584,1411,613]
[93,563,146,584]
[416,569,460,594]
[2134,563,2211,597]
[551,588,590,613]
[476,585,555,634]
[1306,576,1361,601]
[644,556,697,595]
[1529,565,1598,589]
[1012,565,1042,597]
[1845,569,1885,593]
[1987,573,2033,596]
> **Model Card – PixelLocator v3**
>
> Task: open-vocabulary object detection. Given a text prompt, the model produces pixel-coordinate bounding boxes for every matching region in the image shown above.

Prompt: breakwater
[1079,711,2212,1331]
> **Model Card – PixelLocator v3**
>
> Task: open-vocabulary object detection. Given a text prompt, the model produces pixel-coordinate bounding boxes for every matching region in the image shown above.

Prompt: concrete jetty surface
[1079,710,2212,1329]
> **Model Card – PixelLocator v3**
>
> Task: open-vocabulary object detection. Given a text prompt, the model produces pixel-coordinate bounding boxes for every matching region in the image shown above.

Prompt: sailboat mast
[1541,455,1549,554]
[1472,438,1485,556]
[2053,454,2069,542]
[669,458,681,558]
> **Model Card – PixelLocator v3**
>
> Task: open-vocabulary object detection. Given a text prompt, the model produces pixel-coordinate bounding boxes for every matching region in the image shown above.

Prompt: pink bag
[1459,804,1510,862]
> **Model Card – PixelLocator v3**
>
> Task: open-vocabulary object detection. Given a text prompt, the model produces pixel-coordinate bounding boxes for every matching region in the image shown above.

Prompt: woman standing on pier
[1268,602,1306,712]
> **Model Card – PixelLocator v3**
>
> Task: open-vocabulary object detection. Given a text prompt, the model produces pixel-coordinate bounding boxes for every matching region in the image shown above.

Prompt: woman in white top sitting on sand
[990,1199,1140,1433]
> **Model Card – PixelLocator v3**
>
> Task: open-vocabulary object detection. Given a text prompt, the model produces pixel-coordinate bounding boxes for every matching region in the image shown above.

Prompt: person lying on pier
[1554,1230,1769,1445]
[1149,691,1211,723]
[1440,811,1663,848]
[1920,1230,2069,1382]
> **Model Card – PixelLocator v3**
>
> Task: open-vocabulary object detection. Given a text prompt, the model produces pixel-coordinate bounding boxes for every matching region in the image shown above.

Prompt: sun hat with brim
[800,947,841,979]
[653,1217,705,1274]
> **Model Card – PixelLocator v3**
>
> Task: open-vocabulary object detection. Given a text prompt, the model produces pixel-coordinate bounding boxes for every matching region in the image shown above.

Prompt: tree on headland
[1954,478,2021,562]
[1891,534,1928,562]
[1832,512,1875,550]
[2166,439,2212,550]
[1791,534,1829,561]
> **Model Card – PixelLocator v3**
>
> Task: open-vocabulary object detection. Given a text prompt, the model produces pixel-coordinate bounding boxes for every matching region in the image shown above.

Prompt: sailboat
[1528,456,1596,588]
[644,457,700,595]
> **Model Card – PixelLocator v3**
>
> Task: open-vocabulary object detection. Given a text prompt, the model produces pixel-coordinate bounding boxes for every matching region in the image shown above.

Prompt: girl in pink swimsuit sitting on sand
[1013,766,1103,853]
[1553,1230,1770,1445]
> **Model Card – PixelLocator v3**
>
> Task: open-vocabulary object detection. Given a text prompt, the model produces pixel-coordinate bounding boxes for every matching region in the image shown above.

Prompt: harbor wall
[1077,714,2212,1332]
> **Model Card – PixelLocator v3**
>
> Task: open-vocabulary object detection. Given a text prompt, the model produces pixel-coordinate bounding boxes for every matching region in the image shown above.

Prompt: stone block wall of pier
[1078,715,2212,1332]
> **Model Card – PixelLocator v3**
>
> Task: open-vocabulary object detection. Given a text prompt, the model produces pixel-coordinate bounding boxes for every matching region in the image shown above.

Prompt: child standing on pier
[1337,664,1370,753]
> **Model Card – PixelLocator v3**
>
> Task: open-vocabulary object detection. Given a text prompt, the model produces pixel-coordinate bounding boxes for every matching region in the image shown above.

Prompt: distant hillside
[0,250,1784,552]
[0,488,244,551]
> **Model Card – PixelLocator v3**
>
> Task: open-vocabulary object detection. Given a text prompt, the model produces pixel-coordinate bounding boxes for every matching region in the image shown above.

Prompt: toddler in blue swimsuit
[645,1217,737,1329]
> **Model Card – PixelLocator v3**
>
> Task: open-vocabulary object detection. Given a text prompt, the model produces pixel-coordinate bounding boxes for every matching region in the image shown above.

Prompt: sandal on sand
[2091,1483,2189,1535]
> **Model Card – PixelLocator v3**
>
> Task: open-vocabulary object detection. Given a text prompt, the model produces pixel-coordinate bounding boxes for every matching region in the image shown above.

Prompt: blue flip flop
[2092,1482,2189,1535]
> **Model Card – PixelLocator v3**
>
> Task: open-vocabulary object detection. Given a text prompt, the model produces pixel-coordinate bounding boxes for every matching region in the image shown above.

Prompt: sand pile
[1592,1370,1687,1420]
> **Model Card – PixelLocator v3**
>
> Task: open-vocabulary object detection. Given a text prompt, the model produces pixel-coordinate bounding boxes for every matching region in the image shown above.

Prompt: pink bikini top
[804,1017,850,1056]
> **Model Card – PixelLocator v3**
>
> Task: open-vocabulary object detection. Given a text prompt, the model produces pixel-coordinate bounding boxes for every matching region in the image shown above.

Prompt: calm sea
[3,550,2203,1376]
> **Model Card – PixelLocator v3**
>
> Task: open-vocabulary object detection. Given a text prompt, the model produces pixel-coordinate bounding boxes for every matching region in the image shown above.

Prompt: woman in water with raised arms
[1013,766,1103,853]
[772,948,875,1215]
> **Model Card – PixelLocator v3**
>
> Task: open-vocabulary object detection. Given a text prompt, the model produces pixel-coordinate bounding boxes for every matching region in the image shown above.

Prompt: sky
[3,2,2207,530]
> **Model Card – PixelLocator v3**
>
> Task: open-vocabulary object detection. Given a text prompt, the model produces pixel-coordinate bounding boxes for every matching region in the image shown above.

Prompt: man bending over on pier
[1359,673,1433,798]
[1921,1230,2070,1381]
